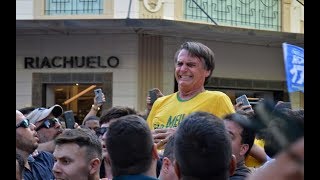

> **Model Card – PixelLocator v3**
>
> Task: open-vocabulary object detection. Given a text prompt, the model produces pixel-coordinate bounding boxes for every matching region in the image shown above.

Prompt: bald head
[16,110,24,123]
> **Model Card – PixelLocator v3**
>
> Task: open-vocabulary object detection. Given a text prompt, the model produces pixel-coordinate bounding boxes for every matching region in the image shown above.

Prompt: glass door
[46,84,102,124]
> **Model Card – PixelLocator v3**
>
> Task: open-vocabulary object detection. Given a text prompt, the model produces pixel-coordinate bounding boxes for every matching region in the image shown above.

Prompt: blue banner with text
[282,43,304,93]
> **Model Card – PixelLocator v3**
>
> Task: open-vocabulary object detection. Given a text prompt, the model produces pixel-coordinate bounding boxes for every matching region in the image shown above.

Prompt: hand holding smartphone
[94,88,105,104]
[64,110,75,129]
[149,89,158,105]
[236,94,253,111]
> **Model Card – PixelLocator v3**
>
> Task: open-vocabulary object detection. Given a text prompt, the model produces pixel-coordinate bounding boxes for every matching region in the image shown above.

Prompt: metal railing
[45,0,103,15]
[185,0,281,31]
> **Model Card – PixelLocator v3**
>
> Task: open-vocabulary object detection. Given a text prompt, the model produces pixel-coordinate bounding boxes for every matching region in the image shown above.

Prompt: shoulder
[204,90,229,97]
[33,151,55,164]
[231,166,252,179]
[36,151,54,158]
[202,91,233,102]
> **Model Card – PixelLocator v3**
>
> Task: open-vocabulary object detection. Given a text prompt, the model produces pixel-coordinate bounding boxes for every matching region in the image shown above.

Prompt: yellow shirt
[147,90,235,130]
[245,138,266,168]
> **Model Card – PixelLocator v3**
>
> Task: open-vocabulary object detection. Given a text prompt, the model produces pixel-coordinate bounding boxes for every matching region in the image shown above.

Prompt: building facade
[16,0,304,120]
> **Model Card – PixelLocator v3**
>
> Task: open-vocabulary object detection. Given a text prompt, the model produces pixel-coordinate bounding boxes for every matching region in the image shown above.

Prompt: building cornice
[16,19,304,48]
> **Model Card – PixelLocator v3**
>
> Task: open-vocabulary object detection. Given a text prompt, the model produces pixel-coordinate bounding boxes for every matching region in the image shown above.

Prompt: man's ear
[205,69,211,78]
[161,157,171,174]
[174,160,181,179]
[240,144,250,156]
[229,154,237,176]
[89,158,101,175]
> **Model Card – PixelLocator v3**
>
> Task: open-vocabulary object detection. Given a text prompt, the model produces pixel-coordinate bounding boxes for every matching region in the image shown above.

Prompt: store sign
[24,56,120,69]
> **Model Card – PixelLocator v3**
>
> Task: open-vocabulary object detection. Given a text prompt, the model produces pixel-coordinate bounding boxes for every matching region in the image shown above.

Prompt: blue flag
[282,43,304,93]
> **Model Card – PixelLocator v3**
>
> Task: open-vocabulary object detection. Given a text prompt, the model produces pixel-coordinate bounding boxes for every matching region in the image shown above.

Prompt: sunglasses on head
[95,127,108,136]
[16,119,30,129]
[35,118,60,131]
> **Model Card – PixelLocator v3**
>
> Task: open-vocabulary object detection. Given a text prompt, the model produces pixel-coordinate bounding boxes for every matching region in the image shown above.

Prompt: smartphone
[94,88,104,104]
[236,94,253,111]
[149,89,158,105]
[64,110,75,129]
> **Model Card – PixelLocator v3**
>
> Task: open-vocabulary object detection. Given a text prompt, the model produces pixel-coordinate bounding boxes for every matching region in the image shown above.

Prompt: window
[45,0,103,15]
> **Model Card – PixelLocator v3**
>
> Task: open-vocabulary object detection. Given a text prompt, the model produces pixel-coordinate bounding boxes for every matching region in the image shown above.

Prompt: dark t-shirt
[113,175,158,180]
[23,151,55,180]
[229,160,252,180]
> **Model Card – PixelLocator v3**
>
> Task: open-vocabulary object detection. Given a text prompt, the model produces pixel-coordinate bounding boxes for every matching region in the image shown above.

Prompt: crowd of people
[16,41,304,180]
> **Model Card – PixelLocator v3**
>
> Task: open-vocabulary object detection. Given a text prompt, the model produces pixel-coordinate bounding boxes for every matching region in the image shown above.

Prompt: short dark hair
[223,113,256,157]
[273,101,292,111]
[264,108,304,157]
[106,115,154,176]
[174,111,232,180]
[54,128,102,161]
[163,135,175,162]
[99,106,137,125]
[174,42,215,85]
[83,115,100,125]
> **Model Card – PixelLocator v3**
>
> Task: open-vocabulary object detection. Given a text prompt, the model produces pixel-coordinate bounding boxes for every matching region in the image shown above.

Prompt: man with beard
[16,110,55,180]
[27,105,64,153]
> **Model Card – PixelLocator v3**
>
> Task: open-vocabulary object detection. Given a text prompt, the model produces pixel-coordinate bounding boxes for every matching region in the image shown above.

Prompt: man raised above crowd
[147,41,235,147]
